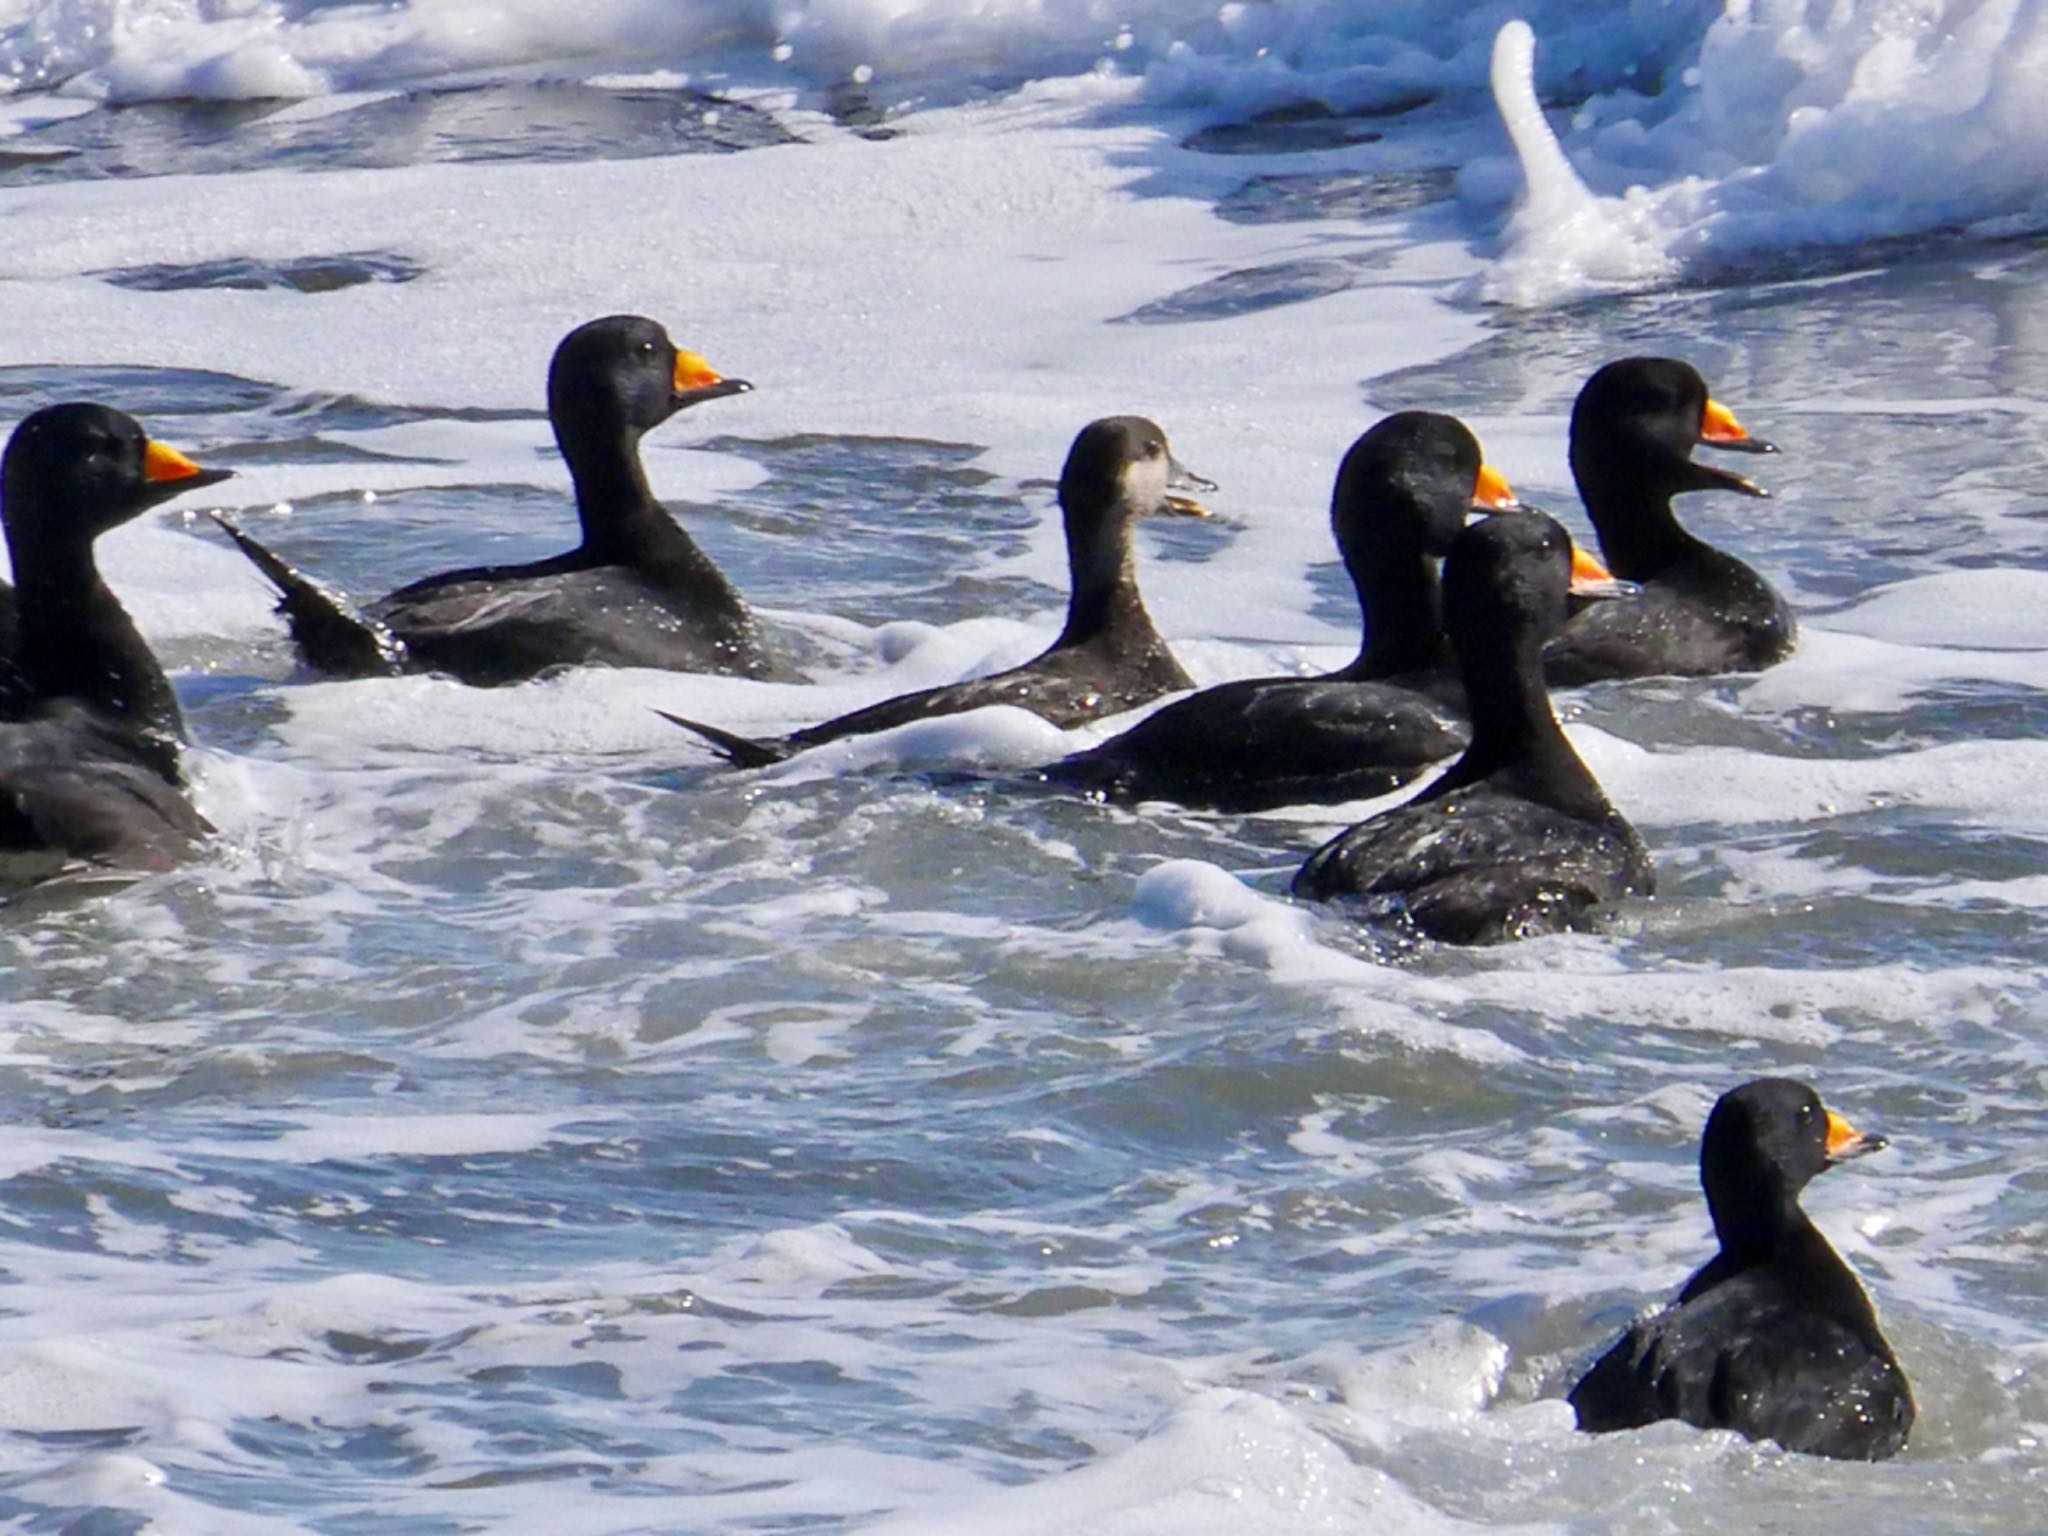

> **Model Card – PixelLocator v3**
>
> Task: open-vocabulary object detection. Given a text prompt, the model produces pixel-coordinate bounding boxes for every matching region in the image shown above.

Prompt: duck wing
[214,514,407,678]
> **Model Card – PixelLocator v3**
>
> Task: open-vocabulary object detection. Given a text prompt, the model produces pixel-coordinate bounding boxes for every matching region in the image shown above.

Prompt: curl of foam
[1477,20,1677,302]
[1480,2,2048,304]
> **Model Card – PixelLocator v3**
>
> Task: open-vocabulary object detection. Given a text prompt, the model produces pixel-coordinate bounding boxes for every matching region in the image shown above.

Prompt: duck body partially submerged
[1294,510,1652,943]
[1570,1077,1915,1461]
[664,415,1213,767]
[1547,356,1793,686]
[0,403,231,888]
[1042,412,1514,813]
[218,314,775,687]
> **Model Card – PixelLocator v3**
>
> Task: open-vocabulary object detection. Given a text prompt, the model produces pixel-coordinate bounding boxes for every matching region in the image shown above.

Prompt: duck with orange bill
[660,415,1213,767]
[1569,1078,1914,1461]
[1,403,232,889]
[1039,411,1526,813]
[215,314,776,687]
[1544,355,1791,685]
[1294,509,1651,944]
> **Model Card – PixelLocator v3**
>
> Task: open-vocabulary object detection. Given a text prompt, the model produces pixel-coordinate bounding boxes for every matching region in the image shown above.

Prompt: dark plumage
[1292,510,1652,943]
[662,415,1213,767]
[1038,412,1516,812]
[1545,356,1793,685]
[215,314,772,687]
[0,404,231,885]
[1569,1077,1914,1461]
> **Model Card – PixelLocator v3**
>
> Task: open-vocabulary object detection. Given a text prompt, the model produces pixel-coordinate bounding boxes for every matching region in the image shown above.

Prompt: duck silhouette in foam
[1293,509,1652,943]
[1,403,232,888]
[1038,411,1531,813]
[659,415,1214,766]
[1545,356,1792,685]
[214,314,776,687]
[1570,1077,1913,1461]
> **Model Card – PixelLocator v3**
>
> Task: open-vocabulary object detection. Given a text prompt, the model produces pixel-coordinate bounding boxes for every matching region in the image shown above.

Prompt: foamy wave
[0,0,1708,107]
[859,1387,1493,1536]
[1480,2,2048,304]
[13,1,2043,309]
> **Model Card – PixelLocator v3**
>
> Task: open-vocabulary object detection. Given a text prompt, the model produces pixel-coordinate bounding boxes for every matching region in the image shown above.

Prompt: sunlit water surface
[1,37,2047,1536]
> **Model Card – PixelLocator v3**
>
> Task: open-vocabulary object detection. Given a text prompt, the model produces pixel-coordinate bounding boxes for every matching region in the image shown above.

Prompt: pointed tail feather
[652,708,791,768]
[212,513,408,678]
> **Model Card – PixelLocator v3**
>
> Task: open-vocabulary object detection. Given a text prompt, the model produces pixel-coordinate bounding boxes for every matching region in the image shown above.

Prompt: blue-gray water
[2,53,2047,1536]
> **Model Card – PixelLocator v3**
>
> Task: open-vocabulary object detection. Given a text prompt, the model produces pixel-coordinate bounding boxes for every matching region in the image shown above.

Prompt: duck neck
[1705,1172,1806,1269]
[1341,534,1448,680]
[1573,451,1703,581]
[561,419,689,567]
[1445,628,1604,813]
[1056,502,1154,649]
[8,533,185,739]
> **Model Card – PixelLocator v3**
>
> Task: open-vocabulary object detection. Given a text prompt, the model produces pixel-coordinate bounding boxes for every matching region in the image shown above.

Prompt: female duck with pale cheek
[1041,410,1519,813]
[662,415,1214,767]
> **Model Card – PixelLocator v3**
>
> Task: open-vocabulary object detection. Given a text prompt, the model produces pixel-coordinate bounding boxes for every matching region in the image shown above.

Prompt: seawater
[1,4,2046,1532]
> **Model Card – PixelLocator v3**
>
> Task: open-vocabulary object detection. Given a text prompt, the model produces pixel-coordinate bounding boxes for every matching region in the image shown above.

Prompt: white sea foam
[1585,727,2048,829]
[1732,625,2048,714]
[1481,20,1676,301]
[0,105,1469,550]
[859,1386,1530,1536]
[1128,859,1534,1063]
[0,0,1707,108]
[204,1109,597,1162]
[1822,568,2048,650]
[4,1,2043,300]
[1481,1,2048,302]
[0,6,2044,1534]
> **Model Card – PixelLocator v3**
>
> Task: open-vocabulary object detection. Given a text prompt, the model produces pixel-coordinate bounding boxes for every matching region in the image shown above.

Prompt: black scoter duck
[1,403,231,884]
[1545,355,1791,685]
[215,314,771,687]
[1292,509,1652,943]
[1569,1077,1914,1461]
[1040,411,1519,812]
[662,415,1212,767]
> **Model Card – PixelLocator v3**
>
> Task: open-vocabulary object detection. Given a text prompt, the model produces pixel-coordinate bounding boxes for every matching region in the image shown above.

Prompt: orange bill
[1700,397,1750,444]
[143,440,207,483]
[673,349,727,392]
[1568,541,1631,597]
[1824,1108,1885,1160]
[1472,461,1519,511]
[1699,395,1777,456]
